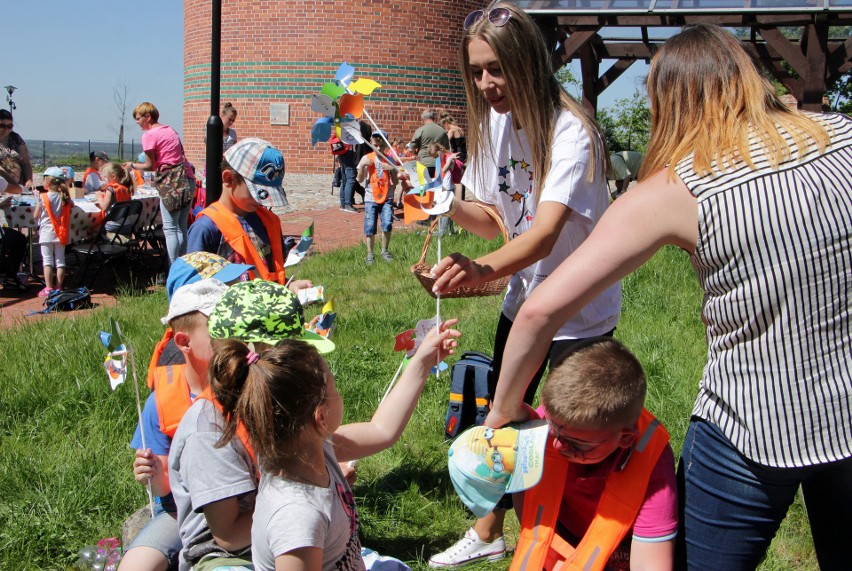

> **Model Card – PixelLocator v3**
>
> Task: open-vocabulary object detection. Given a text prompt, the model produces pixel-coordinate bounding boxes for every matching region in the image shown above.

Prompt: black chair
[72,200,144,288]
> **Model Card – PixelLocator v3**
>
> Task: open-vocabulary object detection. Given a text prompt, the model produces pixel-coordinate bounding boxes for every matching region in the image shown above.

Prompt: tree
[555,64,581,100]
[597,90,650,153]
[112,83,129,161]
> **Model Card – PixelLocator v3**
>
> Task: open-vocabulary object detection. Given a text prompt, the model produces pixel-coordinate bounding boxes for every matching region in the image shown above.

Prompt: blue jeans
[159,200,190,265]
[363,200,393,236]
[678,418,852,570]
[127,503,181,567]
[338,152,357,208]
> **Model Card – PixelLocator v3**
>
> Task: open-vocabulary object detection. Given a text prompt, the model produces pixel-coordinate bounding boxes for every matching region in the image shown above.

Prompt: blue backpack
[444,351,493,439]
[37,287,93,314]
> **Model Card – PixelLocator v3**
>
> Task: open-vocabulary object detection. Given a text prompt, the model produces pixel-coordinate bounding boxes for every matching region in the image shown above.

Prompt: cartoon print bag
[153,162,195,212]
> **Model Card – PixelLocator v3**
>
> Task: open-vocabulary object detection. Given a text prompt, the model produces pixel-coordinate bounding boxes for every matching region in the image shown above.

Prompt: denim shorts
[127,503,181,566]
[363,200,393,236]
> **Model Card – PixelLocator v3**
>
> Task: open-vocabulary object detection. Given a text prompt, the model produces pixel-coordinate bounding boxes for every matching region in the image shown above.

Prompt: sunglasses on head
[0,123,13,129]
[463,7,512,30]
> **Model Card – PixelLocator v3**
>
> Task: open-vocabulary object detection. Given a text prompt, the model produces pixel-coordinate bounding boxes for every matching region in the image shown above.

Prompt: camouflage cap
[208,279,335,354]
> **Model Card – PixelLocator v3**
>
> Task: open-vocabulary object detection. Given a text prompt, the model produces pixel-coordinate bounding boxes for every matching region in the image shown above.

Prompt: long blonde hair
[43,176,70,205]
[641,23,830,180]
[459,1,607,202]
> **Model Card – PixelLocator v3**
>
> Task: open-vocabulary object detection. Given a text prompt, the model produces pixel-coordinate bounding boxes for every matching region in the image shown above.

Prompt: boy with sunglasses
[187,138,310,291]
[434,338,677,570]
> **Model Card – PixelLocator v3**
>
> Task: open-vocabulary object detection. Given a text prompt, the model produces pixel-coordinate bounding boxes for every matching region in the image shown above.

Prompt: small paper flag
[321,297,335,315]
[394,329,415,353]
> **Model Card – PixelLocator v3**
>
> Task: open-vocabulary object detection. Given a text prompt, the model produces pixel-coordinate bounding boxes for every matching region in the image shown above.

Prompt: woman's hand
[431,252,487,295]
[484,403,536,429]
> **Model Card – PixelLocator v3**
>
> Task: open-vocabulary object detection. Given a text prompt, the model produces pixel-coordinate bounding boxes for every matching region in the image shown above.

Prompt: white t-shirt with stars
[463,108,621,339]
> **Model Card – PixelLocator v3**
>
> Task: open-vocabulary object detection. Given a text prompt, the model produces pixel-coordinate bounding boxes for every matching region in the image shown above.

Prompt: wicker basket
[411,202,511,299]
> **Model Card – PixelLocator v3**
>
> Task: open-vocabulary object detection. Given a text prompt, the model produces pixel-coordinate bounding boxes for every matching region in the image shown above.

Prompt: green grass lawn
[0,230,816,570]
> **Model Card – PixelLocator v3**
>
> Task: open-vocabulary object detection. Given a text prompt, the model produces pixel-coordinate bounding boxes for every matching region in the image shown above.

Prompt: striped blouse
[675,112,852,468]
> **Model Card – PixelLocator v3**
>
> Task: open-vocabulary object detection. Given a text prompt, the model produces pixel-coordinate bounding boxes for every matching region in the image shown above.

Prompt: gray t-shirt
[251,441,365,571]
[410,122,449,168]
[168,398,258,571]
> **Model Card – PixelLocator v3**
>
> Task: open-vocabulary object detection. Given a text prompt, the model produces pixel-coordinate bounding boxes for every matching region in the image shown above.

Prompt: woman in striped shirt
[485,23,852,571]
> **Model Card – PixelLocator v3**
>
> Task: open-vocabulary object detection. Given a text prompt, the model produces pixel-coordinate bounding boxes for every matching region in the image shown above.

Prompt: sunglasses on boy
[0,123,13,129]
[544,414,615,456]
[463,7,512,30]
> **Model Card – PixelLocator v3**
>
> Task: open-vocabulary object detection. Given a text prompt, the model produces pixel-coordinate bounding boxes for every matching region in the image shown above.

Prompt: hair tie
[246,350,260,365]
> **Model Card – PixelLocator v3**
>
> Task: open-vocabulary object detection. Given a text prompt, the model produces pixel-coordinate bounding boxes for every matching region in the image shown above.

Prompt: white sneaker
[428,528,506,568]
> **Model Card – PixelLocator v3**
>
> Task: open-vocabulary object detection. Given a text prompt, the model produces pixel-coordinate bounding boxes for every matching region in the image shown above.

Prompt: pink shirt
[525,407,678,545]
[141,124,185,170]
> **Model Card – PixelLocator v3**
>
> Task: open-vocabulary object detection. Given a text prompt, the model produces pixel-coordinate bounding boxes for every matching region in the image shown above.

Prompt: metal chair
[72,200,144,288]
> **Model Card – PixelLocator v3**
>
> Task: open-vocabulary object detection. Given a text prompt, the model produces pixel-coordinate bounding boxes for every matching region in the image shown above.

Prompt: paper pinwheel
[99,318,128,391]
[285,222,314,268]
[310,91,366,147]
[402,154,453,224]
[312,298,336,338]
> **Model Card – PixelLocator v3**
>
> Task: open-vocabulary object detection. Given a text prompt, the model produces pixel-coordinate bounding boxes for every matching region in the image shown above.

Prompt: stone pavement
[0,174,406,329]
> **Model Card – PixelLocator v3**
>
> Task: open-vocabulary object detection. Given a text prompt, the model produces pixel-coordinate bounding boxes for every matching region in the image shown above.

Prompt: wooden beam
[579,43,599,115]
[800,19,829,111]
[757,27,807,72]
[595,59,637,94]
[561,29,601,60]
[827,36,852,85]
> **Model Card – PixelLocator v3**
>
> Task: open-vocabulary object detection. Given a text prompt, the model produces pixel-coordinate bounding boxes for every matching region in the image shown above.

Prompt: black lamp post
[204,1,223,203]
[4,85,16,112]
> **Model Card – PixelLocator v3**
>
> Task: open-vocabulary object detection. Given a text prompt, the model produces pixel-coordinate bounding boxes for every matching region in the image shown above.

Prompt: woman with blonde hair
[487,23,852,570]
[428,3,621,566]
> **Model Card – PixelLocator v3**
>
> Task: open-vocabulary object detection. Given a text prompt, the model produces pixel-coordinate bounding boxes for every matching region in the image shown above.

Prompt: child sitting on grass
[32,167,71,296]
[167,279,340,571]
[441,338,677,571]
[119,278,229,571]
[207,283,460,570]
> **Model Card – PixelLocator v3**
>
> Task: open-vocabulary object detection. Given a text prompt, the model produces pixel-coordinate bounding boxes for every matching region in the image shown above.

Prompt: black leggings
[0,226,27,278]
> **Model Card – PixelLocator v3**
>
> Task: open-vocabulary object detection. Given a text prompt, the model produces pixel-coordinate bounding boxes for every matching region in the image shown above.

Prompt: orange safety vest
[83,167,100,189]
[151,364,194,439]
[106,182,132,203]
[511,409,670,571]
[365,152,392,204]
[196,387,260,478]
[199,202,286,284]
[147,328,175,389]
[41,192,71,246]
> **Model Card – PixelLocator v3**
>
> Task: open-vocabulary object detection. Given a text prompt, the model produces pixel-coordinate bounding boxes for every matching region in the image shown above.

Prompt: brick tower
[183,0,483,175]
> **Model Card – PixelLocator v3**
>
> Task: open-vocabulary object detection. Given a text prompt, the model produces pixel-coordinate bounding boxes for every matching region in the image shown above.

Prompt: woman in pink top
[126,102,195,265]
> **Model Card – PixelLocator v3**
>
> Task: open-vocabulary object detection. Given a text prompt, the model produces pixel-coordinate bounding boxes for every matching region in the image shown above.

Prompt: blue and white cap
[224,137,288,207]
[43,166,66,179]
[60,166,75,181]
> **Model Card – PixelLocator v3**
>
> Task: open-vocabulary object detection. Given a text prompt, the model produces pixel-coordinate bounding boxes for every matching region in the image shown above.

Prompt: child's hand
[413,319,461,365]
[287,279,313,294]
[133,449,162,484]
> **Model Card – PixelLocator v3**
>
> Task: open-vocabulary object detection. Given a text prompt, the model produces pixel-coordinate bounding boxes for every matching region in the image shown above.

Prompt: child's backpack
[444,351,493,440]
[41,287,93,313]
[329,135,351,156]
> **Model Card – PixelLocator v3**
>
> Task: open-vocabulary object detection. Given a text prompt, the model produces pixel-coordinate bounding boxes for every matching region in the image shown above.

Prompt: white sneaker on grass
[428,528,506,568]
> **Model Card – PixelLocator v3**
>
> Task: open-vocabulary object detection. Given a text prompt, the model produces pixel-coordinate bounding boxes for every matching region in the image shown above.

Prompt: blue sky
[4,1,646,143]
[5,0,185,143]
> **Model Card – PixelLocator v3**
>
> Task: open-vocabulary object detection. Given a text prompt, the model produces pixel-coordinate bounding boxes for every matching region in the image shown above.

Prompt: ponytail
[44,176,71,205]
[208,338,328,472]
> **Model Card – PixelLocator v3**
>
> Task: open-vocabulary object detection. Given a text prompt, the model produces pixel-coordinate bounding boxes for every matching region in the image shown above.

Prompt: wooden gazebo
[518,0,852,111]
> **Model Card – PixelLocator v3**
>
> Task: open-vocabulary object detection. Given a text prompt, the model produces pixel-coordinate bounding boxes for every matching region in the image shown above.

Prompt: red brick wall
[183,0,482,175]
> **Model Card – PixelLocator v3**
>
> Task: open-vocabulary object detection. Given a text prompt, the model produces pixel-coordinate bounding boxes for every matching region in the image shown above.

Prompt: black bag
[444,351,493,439]
[41,287,93,313]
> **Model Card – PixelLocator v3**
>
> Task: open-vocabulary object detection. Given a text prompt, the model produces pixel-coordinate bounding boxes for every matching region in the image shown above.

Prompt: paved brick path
[0,174,400,329]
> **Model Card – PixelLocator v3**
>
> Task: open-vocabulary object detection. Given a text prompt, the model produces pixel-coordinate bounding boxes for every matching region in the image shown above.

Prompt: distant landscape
[26,139,144,169]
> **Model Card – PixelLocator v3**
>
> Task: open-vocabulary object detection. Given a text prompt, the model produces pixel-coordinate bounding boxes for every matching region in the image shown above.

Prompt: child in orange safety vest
[356,131,398,265]
[119,279,229,571]
[32,167,72,296]
[444,338,678,571]
[186,137,311,292]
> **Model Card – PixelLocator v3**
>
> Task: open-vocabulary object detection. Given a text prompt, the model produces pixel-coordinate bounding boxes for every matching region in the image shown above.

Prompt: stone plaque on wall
[270,103,290,125]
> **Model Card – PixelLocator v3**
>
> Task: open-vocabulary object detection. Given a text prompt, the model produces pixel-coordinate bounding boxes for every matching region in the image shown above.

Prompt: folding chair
[72,200,144,288]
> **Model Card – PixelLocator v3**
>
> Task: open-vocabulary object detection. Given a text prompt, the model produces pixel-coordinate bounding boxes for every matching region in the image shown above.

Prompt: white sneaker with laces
[428,528,506,568]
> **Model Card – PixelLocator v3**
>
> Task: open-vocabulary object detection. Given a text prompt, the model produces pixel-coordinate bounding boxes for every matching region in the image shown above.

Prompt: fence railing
[27,139,142,169]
